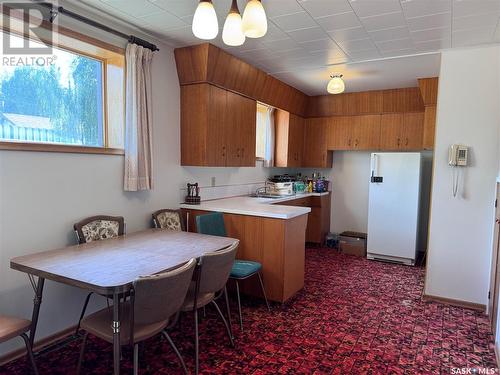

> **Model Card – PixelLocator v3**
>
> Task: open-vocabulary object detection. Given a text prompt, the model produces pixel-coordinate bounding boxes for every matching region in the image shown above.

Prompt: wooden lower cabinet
[182,209,307,303]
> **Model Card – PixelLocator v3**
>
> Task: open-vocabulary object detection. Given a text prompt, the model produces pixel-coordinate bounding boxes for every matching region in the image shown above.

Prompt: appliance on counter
[265,180,294,196]
[367,152,422,266]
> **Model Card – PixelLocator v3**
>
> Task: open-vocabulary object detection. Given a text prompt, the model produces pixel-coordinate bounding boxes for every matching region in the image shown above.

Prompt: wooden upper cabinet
[275,110,305,167]
[379,112,424,151]
[181,83,256,167]
[402,112,424,150]
[353,115,381,150]
[303,118,332,168]
[380,113,404,151]
[423,105,436,150]
[328,116,353,150]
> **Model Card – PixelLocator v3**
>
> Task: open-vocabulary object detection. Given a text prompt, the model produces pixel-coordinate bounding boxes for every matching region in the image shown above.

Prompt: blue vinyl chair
[195,212,270,330]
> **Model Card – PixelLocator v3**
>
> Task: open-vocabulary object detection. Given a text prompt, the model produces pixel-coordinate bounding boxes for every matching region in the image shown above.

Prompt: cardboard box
[339,231,367,257]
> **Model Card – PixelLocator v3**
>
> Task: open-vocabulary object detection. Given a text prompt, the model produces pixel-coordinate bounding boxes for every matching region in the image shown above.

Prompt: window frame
[0,7,126,155]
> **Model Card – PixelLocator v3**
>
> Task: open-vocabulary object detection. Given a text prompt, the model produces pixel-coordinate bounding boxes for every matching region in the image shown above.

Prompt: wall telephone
[448,144,469,166]
[449,144,469,198]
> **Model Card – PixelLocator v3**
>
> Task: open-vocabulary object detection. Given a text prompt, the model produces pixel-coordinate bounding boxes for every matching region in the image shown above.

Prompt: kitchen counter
[179,192,330,219]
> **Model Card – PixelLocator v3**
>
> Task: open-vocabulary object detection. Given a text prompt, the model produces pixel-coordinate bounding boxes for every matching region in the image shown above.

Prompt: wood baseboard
[495,342,500,370]
[422,293,486,312]
[0,325,76,366]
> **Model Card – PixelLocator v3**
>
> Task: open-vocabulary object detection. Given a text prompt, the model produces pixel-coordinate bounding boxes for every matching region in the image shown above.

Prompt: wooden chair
[73,215,125,334]
[0,315,38,374]
[195,212,270,331]
[151,209,185,231]
[180,242,238,375]
[77,258,197,375]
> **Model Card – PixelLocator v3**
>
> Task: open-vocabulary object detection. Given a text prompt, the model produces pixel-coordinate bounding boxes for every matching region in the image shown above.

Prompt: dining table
[10,228,239,375]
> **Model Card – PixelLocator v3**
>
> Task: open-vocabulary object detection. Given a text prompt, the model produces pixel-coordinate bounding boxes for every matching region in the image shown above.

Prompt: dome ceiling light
[327,74,345,94]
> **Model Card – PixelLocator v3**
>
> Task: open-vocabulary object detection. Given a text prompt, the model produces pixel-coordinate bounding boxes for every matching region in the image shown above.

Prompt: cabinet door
[208,85,228,166]
[328,116,353,150]
[353,115,381,150]
[379,113,403,150]
[303,118,332,168]
[423,105,436,150]
[288,114,305,167]
[237,94,257,166]
[402,112,424,150]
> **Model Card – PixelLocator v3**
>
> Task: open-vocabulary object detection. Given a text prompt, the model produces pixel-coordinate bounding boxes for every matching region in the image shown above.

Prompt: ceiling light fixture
[223,0,245,46]
[192,0,219,40]
[327,74,345,94]
[242,0,267,38]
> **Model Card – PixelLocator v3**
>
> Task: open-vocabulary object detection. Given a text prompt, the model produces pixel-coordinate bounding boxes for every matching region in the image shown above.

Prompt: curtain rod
[33,2,159,51]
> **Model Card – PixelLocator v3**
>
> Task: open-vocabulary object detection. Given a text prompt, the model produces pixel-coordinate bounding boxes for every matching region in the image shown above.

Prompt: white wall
[0,13,286,356]
[425,45,500,306]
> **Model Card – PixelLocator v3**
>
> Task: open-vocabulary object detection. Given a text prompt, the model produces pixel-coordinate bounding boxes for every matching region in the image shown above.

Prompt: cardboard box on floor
[339,231,367,257]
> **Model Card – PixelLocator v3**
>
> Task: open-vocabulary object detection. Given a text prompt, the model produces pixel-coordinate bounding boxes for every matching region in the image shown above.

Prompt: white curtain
[263,106,275,167]
[124,43,154,191]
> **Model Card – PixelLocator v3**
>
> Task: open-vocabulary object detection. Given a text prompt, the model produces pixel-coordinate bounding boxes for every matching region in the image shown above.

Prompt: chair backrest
[133,258,196,325]
[198,241,238,294]
[152,209,185,231]
[74,215,125,244]
[195,212,227,237]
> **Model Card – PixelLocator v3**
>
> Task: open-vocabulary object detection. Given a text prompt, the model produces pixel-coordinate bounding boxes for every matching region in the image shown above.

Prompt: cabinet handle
[236,148,240,158]
[222,146,226,157]
[397,138,400,147]
[241,148,244,158]
[355,139,359,147]
[348,139,351,147]
[405,138,409,146]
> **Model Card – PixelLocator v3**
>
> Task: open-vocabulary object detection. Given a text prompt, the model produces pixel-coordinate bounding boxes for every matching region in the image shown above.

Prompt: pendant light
[327,74,345,94]
[192,0,219,40]
[223,0,245,46]
[242,0,267,38]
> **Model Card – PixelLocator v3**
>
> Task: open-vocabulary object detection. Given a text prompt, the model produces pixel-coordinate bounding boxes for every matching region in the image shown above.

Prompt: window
[255,103,275,165]
[0,14,125,154]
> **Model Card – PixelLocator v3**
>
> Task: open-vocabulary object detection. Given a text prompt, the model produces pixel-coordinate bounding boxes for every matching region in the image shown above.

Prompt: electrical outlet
[211,177,216,187]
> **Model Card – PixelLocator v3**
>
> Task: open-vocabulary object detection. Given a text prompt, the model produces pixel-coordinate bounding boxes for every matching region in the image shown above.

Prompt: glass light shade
[192,1,219,40]
[242,0,267,38]
[223,12,245,46]
[327,76,345,94]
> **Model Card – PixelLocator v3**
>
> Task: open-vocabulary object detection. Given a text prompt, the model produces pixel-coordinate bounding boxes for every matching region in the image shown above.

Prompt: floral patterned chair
[152,209,185,231]
[73,215,125,334]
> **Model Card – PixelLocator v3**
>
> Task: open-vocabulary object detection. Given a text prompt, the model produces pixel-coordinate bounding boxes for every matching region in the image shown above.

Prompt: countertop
[180,192,330,219]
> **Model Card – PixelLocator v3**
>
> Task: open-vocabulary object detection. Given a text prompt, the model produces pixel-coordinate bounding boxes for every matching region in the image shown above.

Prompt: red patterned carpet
[1,248,497,374]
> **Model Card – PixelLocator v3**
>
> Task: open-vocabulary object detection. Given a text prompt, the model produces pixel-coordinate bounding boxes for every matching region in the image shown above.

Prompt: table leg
[112,292,121,375]
[29,277,45,348]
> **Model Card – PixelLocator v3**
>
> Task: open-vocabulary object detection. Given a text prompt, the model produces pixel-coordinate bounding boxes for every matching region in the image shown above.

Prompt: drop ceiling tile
[104,0,163,17]
[368,26,411,42]
[299,38,340,52]
[381,48,418,57]
[262,0,304,18]
[336,38,376,52]
[148,0,196,18]
[452,26,496,47]
[350,0,402,18]
[264,22,291,42]
[271,11,318,32]
[139,11,187,30]
[360,11,407,32]
[346,48,381,61]
[452,0,500,19]
[401,0,451,19]
[287,27,329,43]
[262,38,301,52]
[316,12,362,32]
[414,38,451,52]
[453,13,500,31]
[406,12,451,31]
[328,26,370,42]
[376,38,415,52]
[298,0,352,18]
[410,27,450,43]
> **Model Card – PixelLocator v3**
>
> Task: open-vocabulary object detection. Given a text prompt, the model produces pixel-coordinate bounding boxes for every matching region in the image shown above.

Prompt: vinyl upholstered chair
[181,242,238,375]
[73,215,125,334]
[152,209,185,231]
[195,212,270,331]
[77,258,197,375]
[0,315,38,374]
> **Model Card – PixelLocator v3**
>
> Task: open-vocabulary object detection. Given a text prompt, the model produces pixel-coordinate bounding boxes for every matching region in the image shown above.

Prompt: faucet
[255,186,268,197]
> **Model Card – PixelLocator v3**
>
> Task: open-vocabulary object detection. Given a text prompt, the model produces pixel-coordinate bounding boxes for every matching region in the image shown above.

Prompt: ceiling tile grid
[73,0,500,95]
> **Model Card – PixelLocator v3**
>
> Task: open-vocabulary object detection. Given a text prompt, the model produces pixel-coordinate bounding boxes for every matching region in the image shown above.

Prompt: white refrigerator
[367,152,422,266]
